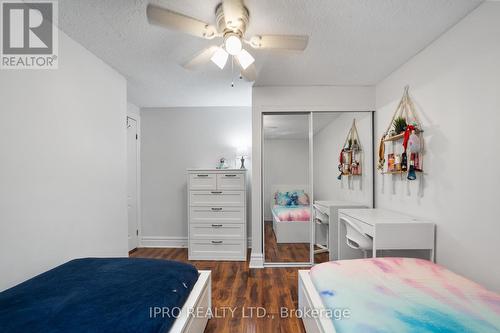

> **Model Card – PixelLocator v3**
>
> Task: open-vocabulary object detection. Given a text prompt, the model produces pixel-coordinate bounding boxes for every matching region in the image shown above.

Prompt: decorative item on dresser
[187,169,247,261]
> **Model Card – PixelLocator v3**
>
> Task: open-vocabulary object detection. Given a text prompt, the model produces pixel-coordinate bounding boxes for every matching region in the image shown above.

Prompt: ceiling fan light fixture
[236,49,254,70]
[210,47,229,69]
[225,34,242,55]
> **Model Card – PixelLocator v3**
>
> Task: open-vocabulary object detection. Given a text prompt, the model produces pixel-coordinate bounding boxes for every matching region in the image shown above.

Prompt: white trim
[309,113,315,264]
[141,236,188,248]
[141,237,253,249]
[249,252,264,268]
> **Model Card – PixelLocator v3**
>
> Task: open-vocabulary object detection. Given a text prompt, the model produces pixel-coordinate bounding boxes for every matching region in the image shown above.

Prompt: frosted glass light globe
[225,35,242,55]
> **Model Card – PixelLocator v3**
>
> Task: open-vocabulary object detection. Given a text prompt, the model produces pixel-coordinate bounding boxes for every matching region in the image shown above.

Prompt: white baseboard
[249,252,264,268]
[141,236,188,248]
[141,236,253,248]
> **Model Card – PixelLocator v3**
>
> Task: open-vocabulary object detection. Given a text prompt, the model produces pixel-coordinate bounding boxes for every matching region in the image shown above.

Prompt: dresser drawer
[189,191,244,206]
[217,173,245,190]
[189,239,245,261]
[189,206,244,224]
[189,173,216,190]
[190,223,245,239]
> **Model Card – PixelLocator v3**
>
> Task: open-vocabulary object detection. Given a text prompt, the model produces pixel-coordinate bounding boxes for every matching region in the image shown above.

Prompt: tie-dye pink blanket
[310,258,500,332]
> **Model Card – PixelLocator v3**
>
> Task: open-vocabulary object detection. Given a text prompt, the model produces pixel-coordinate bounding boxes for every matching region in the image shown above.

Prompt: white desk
[338,208,435,262]
[313,201,367,261]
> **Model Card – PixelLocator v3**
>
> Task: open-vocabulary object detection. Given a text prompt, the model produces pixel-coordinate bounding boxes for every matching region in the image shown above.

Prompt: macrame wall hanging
[337,119,362,180]
[378,86,424,180]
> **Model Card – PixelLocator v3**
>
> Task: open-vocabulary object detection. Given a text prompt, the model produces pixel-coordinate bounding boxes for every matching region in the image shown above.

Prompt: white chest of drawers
[187,169,247,261]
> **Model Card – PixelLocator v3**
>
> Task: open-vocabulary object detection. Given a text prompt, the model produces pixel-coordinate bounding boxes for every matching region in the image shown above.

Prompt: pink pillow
[298,193,310,205]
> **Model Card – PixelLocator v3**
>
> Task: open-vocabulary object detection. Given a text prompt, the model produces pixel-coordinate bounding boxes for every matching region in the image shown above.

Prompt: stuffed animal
[408,132,421,153]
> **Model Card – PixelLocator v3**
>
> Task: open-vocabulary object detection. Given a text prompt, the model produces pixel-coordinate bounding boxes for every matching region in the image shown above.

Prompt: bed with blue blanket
[0,258,211,333]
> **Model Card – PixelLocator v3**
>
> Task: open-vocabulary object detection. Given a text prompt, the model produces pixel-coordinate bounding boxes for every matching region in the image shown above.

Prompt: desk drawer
[190,191,244,206]
[189,239,245,261]
[217,173,245,190]
[189,206,244,224]
[190,223,245,239]
[189,173,216,190]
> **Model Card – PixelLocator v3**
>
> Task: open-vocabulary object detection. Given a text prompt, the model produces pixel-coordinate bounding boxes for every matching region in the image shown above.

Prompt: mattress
[0,258,199,333]
[272,204,311,222]
[310,258,500,333]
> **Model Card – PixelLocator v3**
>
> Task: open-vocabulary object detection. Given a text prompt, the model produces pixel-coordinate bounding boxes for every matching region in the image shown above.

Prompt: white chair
[313,204,329,255]
[340,217,373,258]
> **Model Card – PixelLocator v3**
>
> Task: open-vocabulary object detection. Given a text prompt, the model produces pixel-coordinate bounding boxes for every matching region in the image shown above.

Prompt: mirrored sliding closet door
[263,113,312,264]
[262,111,374,266]
[312,112,374,264]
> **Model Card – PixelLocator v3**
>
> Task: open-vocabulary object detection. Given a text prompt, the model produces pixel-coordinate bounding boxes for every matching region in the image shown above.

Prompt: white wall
[251,86,375,266]
[127,102,140,118]
[314,112,373,206]
[0,31,128,291]
[375,1,500,292]
[140,107,252,246]
[263,139,309,220]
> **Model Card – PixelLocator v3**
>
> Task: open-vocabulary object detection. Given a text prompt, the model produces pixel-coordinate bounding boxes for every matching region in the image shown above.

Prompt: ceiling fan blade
[237,62,256,82]
[248,35,309,50]
[183,46,219,70]
[222,0,245,31]
[147,4,218,39]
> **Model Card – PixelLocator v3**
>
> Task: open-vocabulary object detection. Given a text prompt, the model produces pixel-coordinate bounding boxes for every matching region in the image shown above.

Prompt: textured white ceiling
[58,0,482,107]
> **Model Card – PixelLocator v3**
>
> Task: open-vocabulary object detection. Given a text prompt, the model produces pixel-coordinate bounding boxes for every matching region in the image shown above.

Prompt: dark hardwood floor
[131,247,324,333]
[130,221,329,332]
[264,220,329,264]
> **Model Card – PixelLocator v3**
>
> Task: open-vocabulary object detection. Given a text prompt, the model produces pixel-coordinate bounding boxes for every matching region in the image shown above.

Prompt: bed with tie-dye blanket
[310,258,500,333]
[272,204,311,222]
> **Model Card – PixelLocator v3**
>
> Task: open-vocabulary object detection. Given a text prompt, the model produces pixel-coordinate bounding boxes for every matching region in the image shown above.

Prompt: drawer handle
[211,191,222,194]
[211,224,223,228]
[211,207,223,211]
[225,174,237,177]
[211,240,223,244]
[197,174,209,177]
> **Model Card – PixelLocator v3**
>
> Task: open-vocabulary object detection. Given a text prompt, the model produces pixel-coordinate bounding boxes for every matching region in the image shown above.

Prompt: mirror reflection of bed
[265,185,329,263]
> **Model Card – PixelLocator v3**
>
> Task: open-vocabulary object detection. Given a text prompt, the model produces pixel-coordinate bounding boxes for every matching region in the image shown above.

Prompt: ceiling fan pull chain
[231,57,235,87]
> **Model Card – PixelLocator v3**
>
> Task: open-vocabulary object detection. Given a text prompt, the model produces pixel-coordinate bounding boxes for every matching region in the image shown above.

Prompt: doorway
[127,116,140,251]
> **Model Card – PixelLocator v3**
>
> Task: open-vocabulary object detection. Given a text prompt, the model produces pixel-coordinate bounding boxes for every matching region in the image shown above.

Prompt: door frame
[127,114,141,251]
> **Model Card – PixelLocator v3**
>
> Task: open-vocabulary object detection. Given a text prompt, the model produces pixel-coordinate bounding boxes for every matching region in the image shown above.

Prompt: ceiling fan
[146,0,309,83]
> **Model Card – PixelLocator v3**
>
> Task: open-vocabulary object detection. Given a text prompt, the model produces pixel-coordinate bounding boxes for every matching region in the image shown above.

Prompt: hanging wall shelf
[378,86,424,180]
[337,119,362,179]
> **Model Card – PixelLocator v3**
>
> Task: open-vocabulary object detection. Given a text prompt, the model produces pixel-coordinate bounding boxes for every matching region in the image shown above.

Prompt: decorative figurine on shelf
[402,125,422,180]
[216,157,229,169]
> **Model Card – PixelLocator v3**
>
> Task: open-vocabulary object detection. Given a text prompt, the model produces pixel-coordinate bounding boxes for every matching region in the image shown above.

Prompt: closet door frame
[261,111,375,268]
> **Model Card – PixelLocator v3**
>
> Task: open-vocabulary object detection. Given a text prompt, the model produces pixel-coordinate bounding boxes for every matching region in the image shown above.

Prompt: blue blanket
[0,258,199,333]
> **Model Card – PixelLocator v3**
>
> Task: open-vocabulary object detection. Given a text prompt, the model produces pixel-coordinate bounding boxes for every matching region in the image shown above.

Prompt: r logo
[2,2,53,54]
